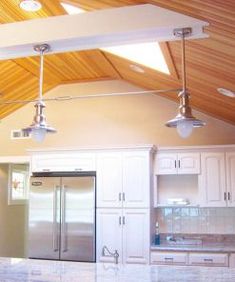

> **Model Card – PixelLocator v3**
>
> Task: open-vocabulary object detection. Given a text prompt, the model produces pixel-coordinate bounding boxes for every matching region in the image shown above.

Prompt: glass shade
[176,120,194,138]
[31,128,47,142]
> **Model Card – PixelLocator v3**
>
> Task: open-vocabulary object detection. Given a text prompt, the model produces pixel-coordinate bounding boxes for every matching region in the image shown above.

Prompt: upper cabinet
[31,152,96,172]
[96,150,152,208]
[199,150,235,207]
[156,152,200,175]
[199,152,226,207]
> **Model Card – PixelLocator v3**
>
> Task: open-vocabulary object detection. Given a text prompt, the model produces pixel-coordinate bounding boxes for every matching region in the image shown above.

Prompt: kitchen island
[0,257,235,282]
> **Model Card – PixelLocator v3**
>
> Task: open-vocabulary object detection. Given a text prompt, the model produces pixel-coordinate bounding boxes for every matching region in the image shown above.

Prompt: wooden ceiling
[0,0,234,125]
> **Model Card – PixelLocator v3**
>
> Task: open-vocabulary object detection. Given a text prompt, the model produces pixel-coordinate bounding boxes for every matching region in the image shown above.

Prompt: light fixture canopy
[22,44,56,142]
[19,0,42,12]
[165,27,205,138]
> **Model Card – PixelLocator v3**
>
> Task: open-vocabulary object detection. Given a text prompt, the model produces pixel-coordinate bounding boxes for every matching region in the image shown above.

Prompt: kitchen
[0,0,234,281]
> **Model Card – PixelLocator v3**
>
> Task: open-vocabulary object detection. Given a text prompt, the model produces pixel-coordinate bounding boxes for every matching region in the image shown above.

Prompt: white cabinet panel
[156,153,177,175]
[229,254,235,268]
[123,152,150,208]
[178,153,200,174]
[31,153,95,172]
[122,209,149,264]
[151,251,187,265]
[156,152,200,175]
[199,152,226,207]
[226,152,235,207]
[96,209,122,263]
[188,253,228,267]
[96,153,122,208]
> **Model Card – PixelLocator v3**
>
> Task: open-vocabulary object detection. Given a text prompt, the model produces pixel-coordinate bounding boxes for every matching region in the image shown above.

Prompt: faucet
[102,246,119,264]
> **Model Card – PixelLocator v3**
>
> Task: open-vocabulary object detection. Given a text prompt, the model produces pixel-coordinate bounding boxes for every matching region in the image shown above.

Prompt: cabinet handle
[119,193,122,201]
[228,192,231,201]
[123,193,125,201]
[42,169,50,172]
[74,168,82,171]
[224,192,227,201]
[204,258,213,262]
[119,216,122,225]
[164,257,173,261]
[178,160,180,168]
[122,216,125,225]
[174,160,177,168]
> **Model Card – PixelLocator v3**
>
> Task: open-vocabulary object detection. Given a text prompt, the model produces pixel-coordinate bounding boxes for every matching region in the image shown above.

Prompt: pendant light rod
[173,27,192,93]
[34,44,50,102]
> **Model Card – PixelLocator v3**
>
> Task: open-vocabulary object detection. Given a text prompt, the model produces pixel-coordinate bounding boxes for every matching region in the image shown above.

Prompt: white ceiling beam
[0,4,208,59]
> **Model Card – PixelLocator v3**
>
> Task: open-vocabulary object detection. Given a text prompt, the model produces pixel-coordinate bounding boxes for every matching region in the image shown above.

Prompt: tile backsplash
[156,208,235,234]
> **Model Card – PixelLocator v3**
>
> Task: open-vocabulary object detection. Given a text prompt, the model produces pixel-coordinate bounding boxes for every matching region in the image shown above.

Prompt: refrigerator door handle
[53,186,59,252]
[61,185,68,253]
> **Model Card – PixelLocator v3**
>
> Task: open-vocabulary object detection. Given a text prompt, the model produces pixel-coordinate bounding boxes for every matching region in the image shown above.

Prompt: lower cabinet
[96,208,150,264]
[151,251,229,267]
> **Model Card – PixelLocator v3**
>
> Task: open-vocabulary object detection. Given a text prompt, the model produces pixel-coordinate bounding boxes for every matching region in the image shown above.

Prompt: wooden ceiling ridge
[0,0,233,125]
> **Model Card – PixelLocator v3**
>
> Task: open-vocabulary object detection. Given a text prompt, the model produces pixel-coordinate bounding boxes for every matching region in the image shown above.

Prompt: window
[8,163,29,205]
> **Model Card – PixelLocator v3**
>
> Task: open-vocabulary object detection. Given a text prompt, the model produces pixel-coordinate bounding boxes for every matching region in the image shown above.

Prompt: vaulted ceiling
[0,0,234,125]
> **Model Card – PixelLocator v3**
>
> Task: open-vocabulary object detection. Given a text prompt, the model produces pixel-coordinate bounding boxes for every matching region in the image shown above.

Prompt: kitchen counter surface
[151,243,235,253]
[0,257,235,281]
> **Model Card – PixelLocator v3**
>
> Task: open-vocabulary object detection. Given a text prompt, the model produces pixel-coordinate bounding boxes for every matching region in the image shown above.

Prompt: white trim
[0,156,30,163]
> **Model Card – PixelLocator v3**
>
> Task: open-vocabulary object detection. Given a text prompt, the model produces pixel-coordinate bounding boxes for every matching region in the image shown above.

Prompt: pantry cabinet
[97,208,149,264]
[226,152,235,207]
[96,150,151,208]
[155,152,200,175]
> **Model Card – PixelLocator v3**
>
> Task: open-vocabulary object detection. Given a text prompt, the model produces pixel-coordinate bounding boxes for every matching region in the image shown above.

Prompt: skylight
[101,43,170,74]
[61,2,84,15]
[60,2,170,75]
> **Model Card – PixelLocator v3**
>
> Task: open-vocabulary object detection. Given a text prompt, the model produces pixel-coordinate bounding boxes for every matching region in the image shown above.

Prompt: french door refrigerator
[28,172,96,262]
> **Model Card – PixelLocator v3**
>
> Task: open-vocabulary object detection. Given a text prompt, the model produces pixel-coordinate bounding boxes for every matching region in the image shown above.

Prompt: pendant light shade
[166,28,205,138]
[22,44,56,142]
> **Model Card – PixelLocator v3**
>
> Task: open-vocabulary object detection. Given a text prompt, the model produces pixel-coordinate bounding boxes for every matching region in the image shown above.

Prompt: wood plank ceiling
[0,0,234,125]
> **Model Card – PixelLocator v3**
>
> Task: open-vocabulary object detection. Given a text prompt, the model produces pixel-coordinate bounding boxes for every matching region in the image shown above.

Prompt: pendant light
[22,44,56,142]
[165,28,205,138]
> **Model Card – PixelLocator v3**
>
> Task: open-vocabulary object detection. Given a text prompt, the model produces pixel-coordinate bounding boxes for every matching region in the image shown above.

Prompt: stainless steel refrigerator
[28,172,96,262]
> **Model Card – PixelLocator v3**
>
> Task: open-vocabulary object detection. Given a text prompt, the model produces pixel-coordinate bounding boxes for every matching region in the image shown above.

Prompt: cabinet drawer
[151,252,187,265]
[189,253,228,267]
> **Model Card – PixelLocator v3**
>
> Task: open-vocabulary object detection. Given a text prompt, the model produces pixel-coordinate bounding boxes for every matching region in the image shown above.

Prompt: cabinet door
[31,153,95,172]
[96,153,122,208]
[96,209,122,263]
[226,152,235,207]
[155,153,177,175]
[199,152,226,207]
[123,152,150,208]
[178,153,200,174]
[122,209,149,264]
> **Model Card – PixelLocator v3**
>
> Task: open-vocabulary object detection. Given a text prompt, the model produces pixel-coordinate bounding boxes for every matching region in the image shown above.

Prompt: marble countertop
[0,257,235,281]
[151,243,235,253]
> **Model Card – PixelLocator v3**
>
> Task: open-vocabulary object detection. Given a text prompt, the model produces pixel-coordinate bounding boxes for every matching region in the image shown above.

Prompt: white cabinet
[96,152,123,208]
[151,251,188,265]
[188,253,228,267]
[97,151,151,208]
[122,152,150,208]
[31,152,95,172]
[156,152,200,175]
[229,254,235,268]
[96,209,122,263]
[199,152,226,207]
[226,152,235,207]
[122,209,150,264]
[96,208,149,264]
